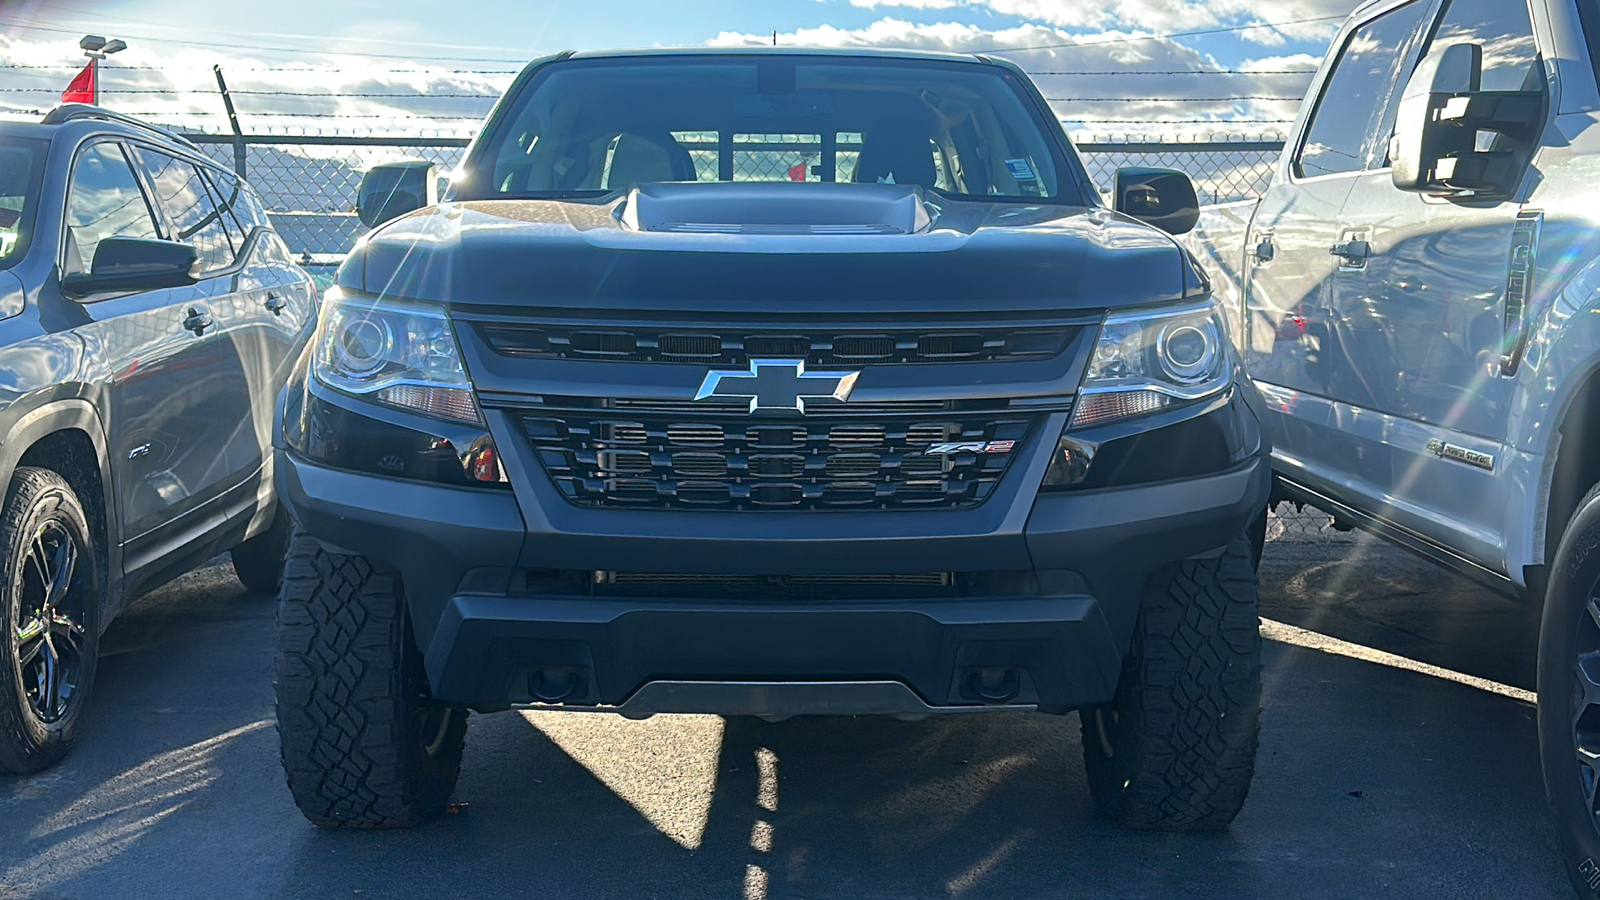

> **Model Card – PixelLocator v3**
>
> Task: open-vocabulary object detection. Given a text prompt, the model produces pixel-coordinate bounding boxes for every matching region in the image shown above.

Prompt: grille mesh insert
[526,412,1031,510]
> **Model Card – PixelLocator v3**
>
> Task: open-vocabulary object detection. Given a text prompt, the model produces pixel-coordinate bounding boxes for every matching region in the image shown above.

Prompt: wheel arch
[0,399,120,621]
[1538,360,1600,585]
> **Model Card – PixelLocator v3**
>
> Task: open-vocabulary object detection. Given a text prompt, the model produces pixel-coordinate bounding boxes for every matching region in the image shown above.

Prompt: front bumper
[279,389,1269,714]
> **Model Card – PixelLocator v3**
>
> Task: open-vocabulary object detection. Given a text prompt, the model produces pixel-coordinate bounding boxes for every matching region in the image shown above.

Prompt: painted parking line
[1261,617,1537,704]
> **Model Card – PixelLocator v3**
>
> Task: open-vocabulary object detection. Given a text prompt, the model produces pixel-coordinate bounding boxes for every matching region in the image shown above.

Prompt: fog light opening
[962,667,1021,703]
[529,667,586,703]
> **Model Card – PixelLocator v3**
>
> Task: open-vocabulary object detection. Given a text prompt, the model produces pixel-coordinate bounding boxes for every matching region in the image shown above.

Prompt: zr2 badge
[926,440,1015,455]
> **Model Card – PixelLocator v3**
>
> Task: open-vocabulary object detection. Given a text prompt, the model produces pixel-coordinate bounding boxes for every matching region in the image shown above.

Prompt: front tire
[274,529,466,828]
[1081,536,1262,830]
[1538,484,1600,898]
[0,468,99,775]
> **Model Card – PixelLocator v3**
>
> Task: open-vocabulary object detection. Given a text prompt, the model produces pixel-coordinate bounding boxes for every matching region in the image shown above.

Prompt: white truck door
[1246,0,1432,489]
[1324,0,1546,571]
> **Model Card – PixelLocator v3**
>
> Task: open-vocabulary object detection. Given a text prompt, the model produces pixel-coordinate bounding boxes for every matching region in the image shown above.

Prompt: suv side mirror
[1391,42,1545,198]
[61,237,198,298]
[1112,167,1200,236]
[358,160,438,228]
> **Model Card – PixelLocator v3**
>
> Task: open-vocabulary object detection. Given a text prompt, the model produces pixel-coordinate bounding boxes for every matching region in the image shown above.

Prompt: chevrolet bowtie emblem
[694,359,860,413]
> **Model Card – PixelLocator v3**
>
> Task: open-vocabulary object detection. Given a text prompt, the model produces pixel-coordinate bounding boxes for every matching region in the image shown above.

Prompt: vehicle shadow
[1258,530,1539,691]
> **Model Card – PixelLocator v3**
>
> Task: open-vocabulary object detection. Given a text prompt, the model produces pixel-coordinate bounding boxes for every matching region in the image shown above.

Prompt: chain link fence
[1076,134,1282,205]
[184,131,1286,259]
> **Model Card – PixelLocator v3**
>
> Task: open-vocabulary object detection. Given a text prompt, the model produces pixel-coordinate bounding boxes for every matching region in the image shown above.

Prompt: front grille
[480,322,1078,366]
[525,412,1032,510]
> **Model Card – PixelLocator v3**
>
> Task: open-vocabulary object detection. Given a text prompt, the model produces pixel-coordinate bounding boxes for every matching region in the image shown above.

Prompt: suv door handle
[1330,240,1370,264]
[264,292,287,315]
[182,307,213,336]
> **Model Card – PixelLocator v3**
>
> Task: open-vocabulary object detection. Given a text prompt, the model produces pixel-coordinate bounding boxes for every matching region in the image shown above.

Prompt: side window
[1423,0,1539,93]
[129,146,236,273]
[203,168,252,253]
[1295,2,1428,179]
[233,178,271,230]
[63,142,159,274]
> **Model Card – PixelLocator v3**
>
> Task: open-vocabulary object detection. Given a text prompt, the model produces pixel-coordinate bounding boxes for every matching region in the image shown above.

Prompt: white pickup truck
[1182,0,1600,894]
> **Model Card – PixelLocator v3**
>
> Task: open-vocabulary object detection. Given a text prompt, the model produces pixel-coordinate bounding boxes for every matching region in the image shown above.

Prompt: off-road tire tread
[0,467,96,775]
[1082,537,1262,830]
[274,530,465,828]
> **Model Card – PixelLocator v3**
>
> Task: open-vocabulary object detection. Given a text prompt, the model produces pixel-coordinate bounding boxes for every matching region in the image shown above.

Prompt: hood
[341,183,1197,316]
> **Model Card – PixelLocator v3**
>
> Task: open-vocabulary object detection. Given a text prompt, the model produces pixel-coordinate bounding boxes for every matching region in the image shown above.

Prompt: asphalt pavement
[0,532,1573,899]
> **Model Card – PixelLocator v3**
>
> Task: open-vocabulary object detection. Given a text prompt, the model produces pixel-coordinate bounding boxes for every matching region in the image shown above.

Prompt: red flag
[62,63,94,105]
[788,159,808,182]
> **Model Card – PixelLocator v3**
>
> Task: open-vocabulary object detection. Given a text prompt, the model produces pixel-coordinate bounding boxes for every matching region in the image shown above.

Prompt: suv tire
[1538,484,1600,899]
[1081,535,1261,830]
[231,508,290,595]
[275,529,467,828]
[0,467,99,775]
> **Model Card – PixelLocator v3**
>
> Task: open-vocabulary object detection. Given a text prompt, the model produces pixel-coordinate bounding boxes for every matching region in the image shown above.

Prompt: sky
[0,0,1367,138]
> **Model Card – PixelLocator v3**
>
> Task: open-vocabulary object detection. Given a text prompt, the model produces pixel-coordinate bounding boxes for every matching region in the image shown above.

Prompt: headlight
[1071,300,1230,428]
[312,287,481,425]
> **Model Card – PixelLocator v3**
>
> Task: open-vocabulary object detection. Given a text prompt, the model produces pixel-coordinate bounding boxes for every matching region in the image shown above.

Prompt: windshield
[468,55,1087,204]
[0,138,46,269]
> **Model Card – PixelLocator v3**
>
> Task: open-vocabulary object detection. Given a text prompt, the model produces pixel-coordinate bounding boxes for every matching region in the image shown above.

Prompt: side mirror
[1391,42,1545,197]
[357,160,438,228]
[61,237,198,298]
[1113,167,1200,236]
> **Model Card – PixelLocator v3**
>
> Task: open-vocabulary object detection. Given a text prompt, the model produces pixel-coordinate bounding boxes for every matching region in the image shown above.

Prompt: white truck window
[1423,0,1539,93]
[1295,1,1428,179]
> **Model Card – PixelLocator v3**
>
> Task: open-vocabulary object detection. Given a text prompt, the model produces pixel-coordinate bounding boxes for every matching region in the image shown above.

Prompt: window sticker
[1005,158,1037,181]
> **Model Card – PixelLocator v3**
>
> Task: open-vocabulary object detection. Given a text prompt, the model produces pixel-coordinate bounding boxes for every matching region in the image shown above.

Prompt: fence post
[212,65,247,178]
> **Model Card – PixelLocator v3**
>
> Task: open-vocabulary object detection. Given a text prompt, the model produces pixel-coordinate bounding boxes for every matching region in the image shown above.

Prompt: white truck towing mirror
[1391,42,1544,199]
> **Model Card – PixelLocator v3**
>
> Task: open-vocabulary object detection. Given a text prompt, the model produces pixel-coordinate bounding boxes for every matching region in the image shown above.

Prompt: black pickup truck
[272,48,1271,832]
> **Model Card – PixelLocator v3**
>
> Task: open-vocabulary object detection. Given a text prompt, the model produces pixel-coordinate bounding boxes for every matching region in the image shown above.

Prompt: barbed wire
[1046,96,1303,102]
[1061,118,1295,124]
[123,111,488,119]
[1028,69,1318,75]
[4,11,1344,65]
[977,14,1345,52]
[0,85,1298,104]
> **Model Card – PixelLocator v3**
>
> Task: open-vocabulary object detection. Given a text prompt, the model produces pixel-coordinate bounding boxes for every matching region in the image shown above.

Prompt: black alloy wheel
[0,467,99,774]
[15,518,88,724]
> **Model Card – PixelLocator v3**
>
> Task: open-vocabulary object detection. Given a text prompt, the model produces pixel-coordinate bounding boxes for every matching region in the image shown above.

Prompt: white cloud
[0,33,510,135]
[836,0,1358,43]
[711,18,1314,137]
[849,0,961,8]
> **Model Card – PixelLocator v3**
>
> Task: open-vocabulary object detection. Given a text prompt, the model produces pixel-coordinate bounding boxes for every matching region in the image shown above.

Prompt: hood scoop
[618,181,935,236]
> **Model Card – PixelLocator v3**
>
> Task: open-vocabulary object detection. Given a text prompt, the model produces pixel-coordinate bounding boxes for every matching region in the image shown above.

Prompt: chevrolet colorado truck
[1181,0,1600,894]
[272,48,1270,834]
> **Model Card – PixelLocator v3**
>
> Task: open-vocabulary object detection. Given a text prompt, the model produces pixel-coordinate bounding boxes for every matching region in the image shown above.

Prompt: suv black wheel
[1081,535,1261,830]
[1538,484,1600,899]
[275,529,467,828]
[231,508,290,595]
[0,467,98,775]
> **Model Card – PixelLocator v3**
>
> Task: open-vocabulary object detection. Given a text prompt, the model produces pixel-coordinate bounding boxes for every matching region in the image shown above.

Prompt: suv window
[1295,2,1428,179]
[1424,0,1539,94]
[130,147,237,274]
[0,138,45,269]
[205,168,253,254]
[64,142,159,275]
